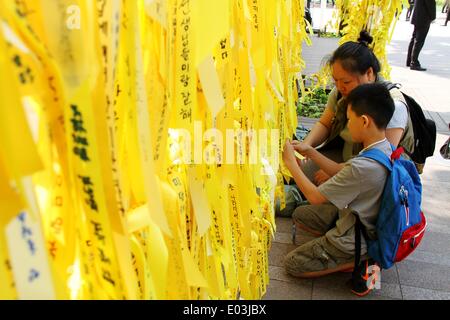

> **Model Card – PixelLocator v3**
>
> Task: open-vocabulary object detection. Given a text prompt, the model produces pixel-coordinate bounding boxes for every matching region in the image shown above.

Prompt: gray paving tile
[274,232,294,245]
[401,285,450,300]
[422,194,450,208]
[421,182,442,193]
[274,231,317,246]
[380,266,400,285]
[423,169,450,181]
[263,279,312,300]
[302,37,339,75]
[268,242,297,267]
[312,269,396,286]
[312,285,361,300]
[268,262,400,299]
[269,265,293,282]
[422,199,450,214]
[275,217,294,234]
[420,166,450,183]
[311,285,399,300]
[423,221,450,235]
[369,282,403,300]
[422,183,450,202]
[420,212,450,235]
[269,265,314,287]
[425,158,450,172]
[406,250,450,268]
[312,270,402,299]
[411,231,450,255]
[422,175,450,194]
[397,260,450,292]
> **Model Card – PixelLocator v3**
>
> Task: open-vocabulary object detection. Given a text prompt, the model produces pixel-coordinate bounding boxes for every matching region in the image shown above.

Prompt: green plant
[297,88,329,118]
[318,31,340,38]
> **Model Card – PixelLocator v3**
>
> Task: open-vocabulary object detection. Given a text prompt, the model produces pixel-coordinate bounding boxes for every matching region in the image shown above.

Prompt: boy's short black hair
[346,83,395,129]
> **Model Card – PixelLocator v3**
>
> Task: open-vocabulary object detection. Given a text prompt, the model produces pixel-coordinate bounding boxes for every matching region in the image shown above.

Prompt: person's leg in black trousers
[407,27,416,67]
[406,2,414,21]
[445,9,450,26]
[407,23,431,70]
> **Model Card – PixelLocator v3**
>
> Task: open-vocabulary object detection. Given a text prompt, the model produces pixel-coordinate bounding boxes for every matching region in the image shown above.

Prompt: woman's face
[332,60,374,97]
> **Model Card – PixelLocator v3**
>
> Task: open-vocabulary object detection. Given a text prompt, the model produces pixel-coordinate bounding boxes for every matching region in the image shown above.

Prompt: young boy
[282,83,395,281]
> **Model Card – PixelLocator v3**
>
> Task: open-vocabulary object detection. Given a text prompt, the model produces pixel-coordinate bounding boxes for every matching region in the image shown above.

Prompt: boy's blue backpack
[355,146,427,270]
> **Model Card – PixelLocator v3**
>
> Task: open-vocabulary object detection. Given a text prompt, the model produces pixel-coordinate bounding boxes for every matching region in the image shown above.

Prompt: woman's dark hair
[328,31,381,75]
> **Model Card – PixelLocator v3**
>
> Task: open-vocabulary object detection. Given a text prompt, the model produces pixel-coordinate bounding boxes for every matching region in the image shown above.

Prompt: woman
[300,31,414,185]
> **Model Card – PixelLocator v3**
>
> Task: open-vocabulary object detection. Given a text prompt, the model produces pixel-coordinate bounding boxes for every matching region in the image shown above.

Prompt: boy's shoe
[348,258,381,297]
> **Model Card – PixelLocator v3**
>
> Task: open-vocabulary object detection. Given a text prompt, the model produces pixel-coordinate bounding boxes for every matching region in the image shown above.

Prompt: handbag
[440,123,450,160]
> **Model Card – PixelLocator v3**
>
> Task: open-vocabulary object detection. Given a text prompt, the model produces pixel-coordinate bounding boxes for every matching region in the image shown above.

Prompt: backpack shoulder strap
[381,80,401,92]
[354,146,393,276]
[359,148,393,172]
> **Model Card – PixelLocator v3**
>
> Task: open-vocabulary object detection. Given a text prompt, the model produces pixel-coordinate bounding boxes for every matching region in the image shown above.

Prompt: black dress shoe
[410,65,427,71]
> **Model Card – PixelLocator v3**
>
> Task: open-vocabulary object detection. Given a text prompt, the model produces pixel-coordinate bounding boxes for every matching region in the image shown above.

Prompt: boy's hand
[282,140,297,169]
[291,140,313,156]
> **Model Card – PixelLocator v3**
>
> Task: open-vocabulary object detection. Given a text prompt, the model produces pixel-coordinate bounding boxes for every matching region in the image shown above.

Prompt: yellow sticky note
[294,151,305,160]
[188,168,212,236]
[127,204,152,233]
[144,0,167,28]
[112,232,138,300]
[198,56,225,119]
[5,211,56,300]
[0,233,16,300]
[146,221,169,299]
[194,0,230,67]
[0,54,43,178]
[181,247,208,288]
[243,0,251,20]
[126,0,172,237]
[0,156,22,225]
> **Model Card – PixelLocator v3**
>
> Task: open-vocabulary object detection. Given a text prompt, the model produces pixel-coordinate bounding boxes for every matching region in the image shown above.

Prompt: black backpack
[387,83,437,167]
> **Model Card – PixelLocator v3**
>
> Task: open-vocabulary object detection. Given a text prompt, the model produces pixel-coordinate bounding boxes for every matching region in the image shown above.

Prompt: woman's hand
[314,169,331,185]
[282,140,297,169]
[291,140,313,156]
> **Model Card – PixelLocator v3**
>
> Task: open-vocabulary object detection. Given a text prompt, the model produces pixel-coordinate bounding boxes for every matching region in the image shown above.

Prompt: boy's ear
[361,115,370,128]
